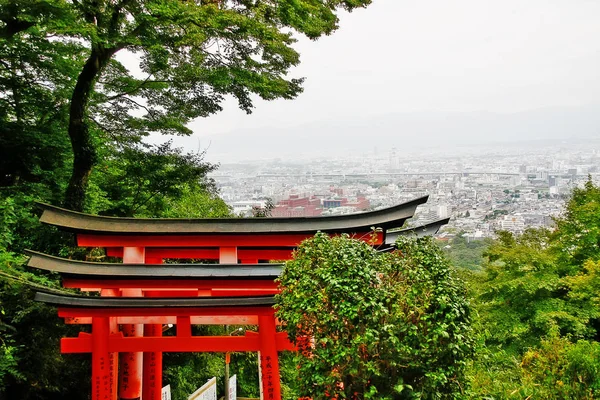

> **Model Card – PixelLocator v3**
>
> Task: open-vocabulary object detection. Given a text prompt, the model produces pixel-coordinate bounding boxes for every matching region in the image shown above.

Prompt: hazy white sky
[147,0,600,156]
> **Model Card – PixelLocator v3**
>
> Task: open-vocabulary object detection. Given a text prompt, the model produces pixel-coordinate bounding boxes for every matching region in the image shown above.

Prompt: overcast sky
[148,0,600,160]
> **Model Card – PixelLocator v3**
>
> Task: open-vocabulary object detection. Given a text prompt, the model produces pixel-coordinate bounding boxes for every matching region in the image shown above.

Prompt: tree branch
[109,97,155,118]
[103,74,154,101]
[0,18,34,39]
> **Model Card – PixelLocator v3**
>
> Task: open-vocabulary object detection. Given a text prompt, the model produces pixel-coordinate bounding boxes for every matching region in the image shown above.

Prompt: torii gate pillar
[259,312,282,400]
[92,317,111,400]
[120,247,145,400]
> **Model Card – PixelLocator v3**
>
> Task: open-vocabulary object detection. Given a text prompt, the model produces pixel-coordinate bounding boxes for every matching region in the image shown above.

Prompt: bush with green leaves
[520,333,600,399]
[276,233,473,399]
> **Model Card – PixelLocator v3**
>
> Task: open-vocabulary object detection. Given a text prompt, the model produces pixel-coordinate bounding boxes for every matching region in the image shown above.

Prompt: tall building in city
[389,147,400,170]
[499,215,525,233]
[437,205,449,219]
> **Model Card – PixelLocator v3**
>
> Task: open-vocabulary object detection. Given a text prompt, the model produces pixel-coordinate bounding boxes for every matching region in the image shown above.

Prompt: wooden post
[219,247,238,264]
[101,289,119,400]
[120,247,144,400]
[258,313,281,400]
[143,259,163,400]
[142,324,162,400]
[92,317,110,400]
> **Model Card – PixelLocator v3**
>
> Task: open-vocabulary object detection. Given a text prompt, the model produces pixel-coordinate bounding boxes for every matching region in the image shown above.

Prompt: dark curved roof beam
[384,218,450,245]
[37,196,427,235]
[35,291,276,309]
[26,251,282,279]
[61,279,278,292]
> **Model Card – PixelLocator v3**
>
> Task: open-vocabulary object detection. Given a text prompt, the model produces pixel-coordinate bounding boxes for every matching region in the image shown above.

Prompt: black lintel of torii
[36,195,429,235]
[34,291,277,308]
[25,250,283,279]
[384,217,451,245]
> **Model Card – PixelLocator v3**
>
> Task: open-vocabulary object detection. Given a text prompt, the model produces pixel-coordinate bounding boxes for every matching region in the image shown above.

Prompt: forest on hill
[2,0,600,398]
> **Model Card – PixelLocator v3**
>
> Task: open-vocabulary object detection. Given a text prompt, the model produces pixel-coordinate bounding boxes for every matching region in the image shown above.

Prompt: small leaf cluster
[276,233,473,399]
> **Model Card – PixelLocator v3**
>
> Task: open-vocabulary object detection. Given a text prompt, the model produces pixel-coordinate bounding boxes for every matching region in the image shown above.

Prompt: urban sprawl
[210,141,600,241]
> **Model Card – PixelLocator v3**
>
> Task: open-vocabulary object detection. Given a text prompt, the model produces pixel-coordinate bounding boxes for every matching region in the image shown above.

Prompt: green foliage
[551,178,600,271]
[230,351,261,398]
[0,251,23,393]
[0,13,78,197]
[279,351,302,400]
[88,140,222,217]
[468,178,600,398]
[0,339,21,392]
[468,332,600,400]
[441,234,492,271]
[476,228,576,351]
[251,198,275,217]
[276,233,473,399]
[0,251,90,399]
[564,259,600,338]
[466,345,523,399]
[2,0,374,210]
[520,334,600,399]
[161,186,233,219]
[0,195,87,398]
[0,197,17,251]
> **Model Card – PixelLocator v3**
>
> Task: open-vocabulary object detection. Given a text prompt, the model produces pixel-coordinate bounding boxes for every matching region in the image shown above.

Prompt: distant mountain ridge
[199,105,600,161]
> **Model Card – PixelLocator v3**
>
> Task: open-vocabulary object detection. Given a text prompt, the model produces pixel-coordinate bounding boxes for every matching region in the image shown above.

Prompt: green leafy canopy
[1,0,373,210]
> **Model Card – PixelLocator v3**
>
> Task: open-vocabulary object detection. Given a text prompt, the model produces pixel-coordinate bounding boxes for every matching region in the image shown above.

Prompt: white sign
[228,375,237,400]
[162,384,171,400]
[188,377,217,400]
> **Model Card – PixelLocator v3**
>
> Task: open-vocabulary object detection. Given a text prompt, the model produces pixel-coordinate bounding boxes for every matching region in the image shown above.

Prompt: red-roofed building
[272,195,322,217]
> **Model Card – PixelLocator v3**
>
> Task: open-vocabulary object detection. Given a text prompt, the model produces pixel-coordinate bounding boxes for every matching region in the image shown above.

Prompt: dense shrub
[276,233,473,399]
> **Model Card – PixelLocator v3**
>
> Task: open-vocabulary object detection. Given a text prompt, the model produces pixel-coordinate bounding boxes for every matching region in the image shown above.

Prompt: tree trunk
[64,45,115,211]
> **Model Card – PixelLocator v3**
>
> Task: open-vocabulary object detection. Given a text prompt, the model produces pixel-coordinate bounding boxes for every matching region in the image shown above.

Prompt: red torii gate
[30,196,446,400]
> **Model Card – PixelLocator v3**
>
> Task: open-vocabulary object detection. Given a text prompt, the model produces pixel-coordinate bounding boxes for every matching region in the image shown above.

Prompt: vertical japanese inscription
[258,314,281,400]
[260,354,277,400]
[148,352,157,399]
[143,323,162,400]
[92,317,110,400]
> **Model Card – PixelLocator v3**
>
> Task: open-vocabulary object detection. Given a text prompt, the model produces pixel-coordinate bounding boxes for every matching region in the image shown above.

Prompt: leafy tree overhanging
[0,0,372,211]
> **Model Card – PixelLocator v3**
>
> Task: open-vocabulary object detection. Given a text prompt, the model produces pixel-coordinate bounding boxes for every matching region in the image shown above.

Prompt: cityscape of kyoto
[1,1,599,400]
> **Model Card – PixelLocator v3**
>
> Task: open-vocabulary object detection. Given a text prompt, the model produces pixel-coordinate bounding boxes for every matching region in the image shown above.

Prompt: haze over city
[157,0,600,236]
[140,0,600,162]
